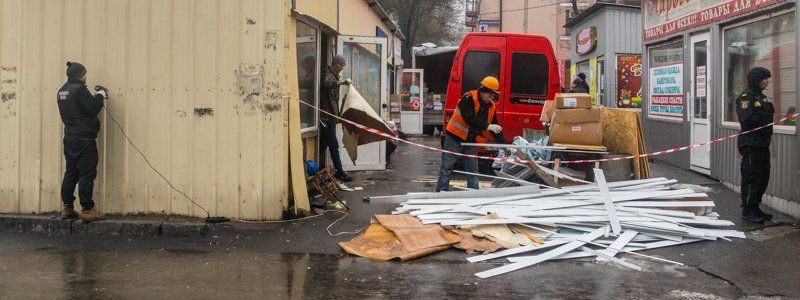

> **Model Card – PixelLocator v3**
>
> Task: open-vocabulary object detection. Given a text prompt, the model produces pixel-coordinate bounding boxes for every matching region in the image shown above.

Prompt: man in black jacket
[736,67,774,223]
[436,76,506,192]
[319,55,353,182]
[57,62,108,222]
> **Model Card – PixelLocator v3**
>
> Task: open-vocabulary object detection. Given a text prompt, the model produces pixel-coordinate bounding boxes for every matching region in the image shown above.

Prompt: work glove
[487,124,502,134]
[94,85,109,99]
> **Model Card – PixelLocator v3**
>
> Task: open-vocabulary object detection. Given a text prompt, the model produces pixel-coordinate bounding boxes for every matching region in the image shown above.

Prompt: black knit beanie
[66,61,87,81]
[577,73,587,81]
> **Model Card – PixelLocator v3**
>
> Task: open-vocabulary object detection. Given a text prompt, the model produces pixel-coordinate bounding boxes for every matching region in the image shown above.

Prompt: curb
[0,214,208,238]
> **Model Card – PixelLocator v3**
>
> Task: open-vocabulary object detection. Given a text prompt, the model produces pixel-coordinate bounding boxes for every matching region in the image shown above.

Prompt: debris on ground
[350,171,744,278]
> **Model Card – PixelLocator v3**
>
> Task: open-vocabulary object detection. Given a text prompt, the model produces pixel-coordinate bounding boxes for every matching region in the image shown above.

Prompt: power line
[478,2,564,15]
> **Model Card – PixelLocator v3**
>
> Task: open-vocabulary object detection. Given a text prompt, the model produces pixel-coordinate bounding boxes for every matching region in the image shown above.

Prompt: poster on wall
[616,55,643,108]
[649,64,684,119]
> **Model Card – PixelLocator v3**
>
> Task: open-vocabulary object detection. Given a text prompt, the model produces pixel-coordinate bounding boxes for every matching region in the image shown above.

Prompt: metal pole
[523,0,529,34]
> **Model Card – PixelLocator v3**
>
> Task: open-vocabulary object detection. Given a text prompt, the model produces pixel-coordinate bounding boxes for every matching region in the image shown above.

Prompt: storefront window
[342,43,382,113]
[647,40,684,120]
[296,21,318,130]
[723,12,796,129]
[510,53,548,96]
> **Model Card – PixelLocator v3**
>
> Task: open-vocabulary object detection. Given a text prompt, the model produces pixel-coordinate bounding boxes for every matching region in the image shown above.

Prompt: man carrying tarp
[436,76,506,192]
[319,55,353,182]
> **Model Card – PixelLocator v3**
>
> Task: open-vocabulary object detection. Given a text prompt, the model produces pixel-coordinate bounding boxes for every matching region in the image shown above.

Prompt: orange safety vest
[445,90,496,143]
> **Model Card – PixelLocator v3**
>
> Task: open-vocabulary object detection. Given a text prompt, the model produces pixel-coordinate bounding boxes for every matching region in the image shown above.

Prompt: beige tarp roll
[339,85,393,163]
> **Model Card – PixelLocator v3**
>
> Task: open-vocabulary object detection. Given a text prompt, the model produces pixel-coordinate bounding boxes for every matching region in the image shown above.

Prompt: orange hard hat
[480,76,500,94]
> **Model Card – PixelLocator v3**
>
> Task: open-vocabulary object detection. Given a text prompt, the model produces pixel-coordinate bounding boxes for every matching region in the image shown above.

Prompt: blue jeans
[319,121,344,173]
[436,135,479,192]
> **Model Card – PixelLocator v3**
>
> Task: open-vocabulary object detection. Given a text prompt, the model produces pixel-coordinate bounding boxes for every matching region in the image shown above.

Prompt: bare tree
[378,0,467,64]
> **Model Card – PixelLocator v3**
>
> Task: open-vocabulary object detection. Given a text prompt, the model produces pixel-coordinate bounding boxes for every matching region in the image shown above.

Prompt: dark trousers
[436,134,479,192]
[319,121,344,173]
[739,146,770,207]
[61,137,99,211]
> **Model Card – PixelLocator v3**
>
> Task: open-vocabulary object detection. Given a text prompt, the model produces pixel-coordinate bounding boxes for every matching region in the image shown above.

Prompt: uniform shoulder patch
[740,101,748,109]
[754,101,761,107]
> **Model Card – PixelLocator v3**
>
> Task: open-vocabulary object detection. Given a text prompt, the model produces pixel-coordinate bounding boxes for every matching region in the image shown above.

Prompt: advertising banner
[643,0,786,42]
[649,63,684,119]
[616,55,643,108]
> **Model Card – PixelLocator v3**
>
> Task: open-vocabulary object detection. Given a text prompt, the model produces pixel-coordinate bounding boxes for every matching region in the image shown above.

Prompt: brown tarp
[339,85,393,163]
[339,215,501,261]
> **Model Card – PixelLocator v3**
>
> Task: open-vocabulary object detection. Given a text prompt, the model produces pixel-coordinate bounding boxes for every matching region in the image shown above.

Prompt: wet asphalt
[1,136,798,299]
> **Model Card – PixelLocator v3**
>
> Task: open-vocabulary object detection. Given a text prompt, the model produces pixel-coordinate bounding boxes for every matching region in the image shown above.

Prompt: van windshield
[461,51,501,95]
[510,53,549,96]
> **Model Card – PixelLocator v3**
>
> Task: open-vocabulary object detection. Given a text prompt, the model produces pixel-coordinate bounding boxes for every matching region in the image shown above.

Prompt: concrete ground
[1,136,798,299]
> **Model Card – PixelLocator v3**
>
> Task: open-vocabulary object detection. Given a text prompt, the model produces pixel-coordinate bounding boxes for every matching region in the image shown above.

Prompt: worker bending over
[436,76,506,192]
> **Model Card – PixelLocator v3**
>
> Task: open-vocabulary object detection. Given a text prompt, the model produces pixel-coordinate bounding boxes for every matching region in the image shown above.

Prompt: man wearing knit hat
[319,54,353,182]
[57,61,109,222]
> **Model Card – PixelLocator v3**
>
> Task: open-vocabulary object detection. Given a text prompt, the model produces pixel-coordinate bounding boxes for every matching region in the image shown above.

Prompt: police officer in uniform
[436,76,506,192]
[57,62,109,222]
[736,67,774,223]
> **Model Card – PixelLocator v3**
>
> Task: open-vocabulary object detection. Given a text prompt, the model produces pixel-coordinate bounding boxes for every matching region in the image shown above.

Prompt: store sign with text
[576,27,597,55]
[643,0,786,42]
[649,64,684,119]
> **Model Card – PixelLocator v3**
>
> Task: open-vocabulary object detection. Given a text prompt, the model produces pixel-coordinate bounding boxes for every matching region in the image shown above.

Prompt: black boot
[754,206,773,220]
[742,205,767,223]
[334,171,353,182]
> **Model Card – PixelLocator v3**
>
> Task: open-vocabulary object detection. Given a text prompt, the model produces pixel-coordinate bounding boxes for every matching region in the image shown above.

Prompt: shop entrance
[400,69,424,134]
[689,32,711,173]
[335,35,389,171]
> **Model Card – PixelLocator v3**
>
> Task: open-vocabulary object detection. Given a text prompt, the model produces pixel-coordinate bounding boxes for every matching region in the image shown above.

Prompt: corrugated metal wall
[0,0,293,220]
[603,8,643,107]
[712,128,799,201]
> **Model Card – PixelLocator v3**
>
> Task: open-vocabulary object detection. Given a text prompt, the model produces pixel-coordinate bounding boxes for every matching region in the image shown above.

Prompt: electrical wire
[232,210,366,237]
[103,103,212,218]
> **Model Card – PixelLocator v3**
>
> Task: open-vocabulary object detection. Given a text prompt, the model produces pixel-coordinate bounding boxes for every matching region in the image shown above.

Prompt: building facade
[0,0,402,220]
[565,3,643,108]
[641,0,799,216]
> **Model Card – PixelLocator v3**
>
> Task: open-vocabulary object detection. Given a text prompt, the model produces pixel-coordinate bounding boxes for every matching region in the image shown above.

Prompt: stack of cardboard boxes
[543,93,603,147]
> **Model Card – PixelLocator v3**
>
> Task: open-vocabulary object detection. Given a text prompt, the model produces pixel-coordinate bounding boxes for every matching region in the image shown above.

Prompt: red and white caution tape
[299,99,798,165]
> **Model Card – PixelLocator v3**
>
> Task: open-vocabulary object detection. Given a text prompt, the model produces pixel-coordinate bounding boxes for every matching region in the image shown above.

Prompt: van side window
[462,51,501,95]
[510,53,548,96]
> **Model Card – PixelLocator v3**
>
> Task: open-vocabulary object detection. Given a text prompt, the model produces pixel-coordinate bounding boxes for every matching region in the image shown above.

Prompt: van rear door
[447,35,506,130]
[502,36,558,139]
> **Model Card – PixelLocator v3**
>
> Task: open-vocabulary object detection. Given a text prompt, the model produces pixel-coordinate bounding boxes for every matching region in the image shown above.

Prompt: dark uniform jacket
[446,92,506,144]
[57,79,105,139]
[735,71,774,150]
[320,67,342,123]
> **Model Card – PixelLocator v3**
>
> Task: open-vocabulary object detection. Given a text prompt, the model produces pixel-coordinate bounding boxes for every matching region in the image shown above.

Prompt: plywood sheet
[601,108,649,179]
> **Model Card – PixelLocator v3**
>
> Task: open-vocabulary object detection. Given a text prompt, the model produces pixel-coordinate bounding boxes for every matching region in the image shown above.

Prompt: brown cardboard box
[555,93,592,109]
[550,107,603,146]
[540,100,556,123]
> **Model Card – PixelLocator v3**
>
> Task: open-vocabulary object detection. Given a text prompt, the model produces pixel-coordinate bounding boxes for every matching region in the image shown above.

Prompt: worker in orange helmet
[436,76,506,192]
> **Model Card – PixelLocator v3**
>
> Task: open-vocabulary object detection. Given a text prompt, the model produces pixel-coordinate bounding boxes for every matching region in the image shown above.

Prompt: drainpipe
[499,0,503,32]
[523,0,528,33]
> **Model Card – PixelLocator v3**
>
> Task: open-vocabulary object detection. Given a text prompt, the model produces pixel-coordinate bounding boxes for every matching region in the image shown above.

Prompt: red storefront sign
[644,0,785,42]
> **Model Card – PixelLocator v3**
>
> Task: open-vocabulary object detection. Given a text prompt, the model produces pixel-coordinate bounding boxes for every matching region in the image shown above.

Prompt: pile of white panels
[375,170,744,278]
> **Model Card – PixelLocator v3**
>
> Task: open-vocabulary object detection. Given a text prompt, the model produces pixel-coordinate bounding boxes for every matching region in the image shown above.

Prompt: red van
[444,32,561,141]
